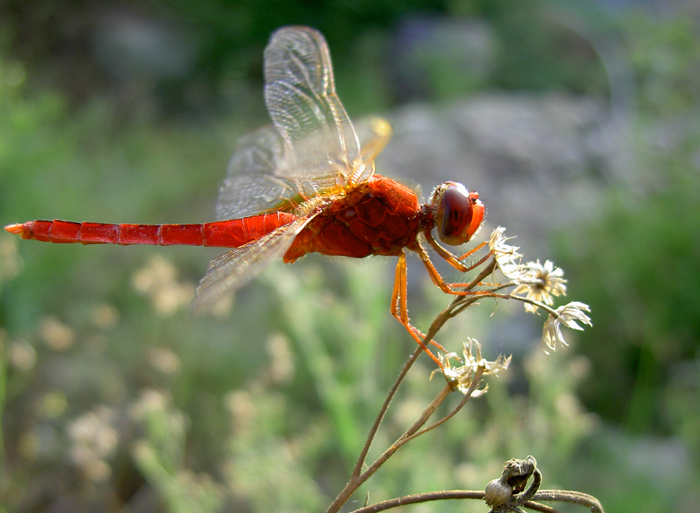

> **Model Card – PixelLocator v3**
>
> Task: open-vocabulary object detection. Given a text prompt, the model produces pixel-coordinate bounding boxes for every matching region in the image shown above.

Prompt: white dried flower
[131,256,195,316]
[435,339,512,395]
[511,260,567,313]
[542,301,592,352]
[489,227,522,279]
[66,406,119,481]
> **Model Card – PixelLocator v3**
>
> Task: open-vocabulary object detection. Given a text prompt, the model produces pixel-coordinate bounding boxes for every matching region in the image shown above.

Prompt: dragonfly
[5,26,485,365]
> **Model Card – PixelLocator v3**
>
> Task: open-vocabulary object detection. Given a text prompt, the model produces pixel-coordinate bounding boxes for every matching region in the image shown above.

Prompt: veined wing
[193,213,317,311]
[264,26,363,184]
[216,27,393,222]
[216,116,393,221]
[216,126,302,220]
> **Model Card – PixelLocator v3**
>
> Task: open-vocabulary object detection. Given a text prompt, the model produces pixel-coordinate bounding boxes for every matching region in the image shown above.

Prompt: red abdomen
[285,175,421,261]
[5,213,296,248]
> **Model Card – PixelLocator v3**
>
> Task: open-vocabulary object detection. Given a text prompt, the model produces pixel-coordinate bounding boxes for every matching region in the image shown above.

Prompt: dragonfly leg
[416,243,495,296]
[424,231,491,273]
[457,241,490,265]
[391,252,446,367]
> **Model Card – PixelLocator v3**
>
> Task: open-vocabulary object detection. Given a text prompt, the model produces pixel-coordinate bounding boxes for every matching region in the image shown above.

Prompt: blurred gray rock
[378,94,613,257]
[92,13,196,81]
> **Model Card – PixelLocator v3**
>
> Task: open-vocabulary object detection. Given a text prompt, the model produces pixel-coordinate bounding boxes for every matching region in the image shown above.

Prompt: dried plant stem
[349,491,486,513]
[327,348,445,513]
[328,345,423,513]
[348,490,564,513]
[346,262,495,478]
[343,486,603,512]
[330,375,485,513]
[350,346,423,479]
[532,489,604,513]
[329,252,601,513]
[347,256,497,482]
[329,258,502,513]
[396,366,483,445]
[329,305,491,511]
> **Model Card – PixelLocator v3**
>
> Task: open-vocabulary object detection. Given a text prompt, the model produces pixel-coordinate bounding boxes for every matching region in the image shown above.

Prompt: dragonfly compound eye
[435,182,485,246]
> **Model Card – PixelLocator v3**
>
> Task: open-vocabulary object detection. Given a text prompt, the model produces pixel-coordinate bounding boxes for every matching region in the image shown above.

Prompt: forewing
[217,28,391,222]
[216,126,300,220]
[264,26,361,181]
[192,214,316,312]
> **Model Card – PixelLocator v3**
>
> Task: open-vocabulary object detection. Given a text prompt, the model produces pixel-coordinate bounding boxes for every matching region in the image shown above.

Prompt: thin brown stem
[395,384,453,442]
[397,366,484,445]
[330,384,453,512]
[348,490,564,513]
[329,261,499,512]
[351,346,422,478]
[328,346,424,513]
[329,255,579,513]
[532,489,604,513]
[346,485,604,513]
[349,490,485,513]
[342,364,486,507]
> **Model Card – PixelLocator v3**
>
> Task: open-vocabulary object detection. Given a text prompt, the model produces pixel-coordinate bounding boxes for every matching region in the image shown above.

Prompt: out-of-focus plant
[1,0,610,111]
[554,11,700,441]
[7,6,697,510]
[131,389,224,513]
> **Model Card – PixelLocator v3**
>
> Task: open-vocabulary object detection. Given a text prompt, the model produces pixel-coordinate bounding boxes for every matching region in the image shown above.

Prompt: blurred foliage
[0,0,608,113]
[553,11,700,448]
[624,12,700,116]
[1,1,699,512]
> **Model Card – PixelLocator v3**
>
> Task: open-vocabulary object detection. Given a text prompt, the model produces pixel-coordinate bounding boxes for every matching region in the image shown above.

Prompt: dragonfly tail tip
[4,223,27,236]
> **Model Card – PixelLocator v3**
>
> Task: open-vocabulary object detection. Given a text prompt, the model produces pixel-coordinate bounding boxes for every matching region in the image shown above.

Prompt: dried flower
[542,301,593,352]
[511,260,567,313]
[7,339,37,371]
[147,346,181,374]
[435,339,511,395]
[39,316,75,351]
[129,389,170,420]
[489,227,522,279]
[67,406,119,482]
[131,256,195,316]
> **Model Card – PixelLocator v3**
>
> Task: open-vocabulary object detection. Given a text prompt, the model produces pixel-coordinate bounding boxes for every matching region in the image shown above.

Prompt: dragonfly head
[430,182,485,246]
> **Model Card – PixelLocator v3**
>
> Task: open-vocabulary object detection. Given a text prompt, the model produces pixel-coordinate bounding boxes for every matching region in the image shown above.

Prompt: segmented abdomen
[5,213,297,248]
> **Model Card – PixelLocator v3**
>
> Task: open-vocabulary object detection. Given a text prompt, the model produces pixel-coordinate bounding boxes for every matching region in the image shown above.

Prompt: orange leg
[390,239,496,367]
[421,234,494,293]
[391,252,446,367]
[415,246,486,295]
[457,241,489,262]
[425,231,491,273]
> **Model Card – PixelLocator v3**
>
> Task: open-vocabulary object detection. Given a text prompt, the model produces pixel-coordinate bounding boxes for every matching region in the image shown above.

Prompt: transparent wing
[216,126,300,220]
[216,28,393,221]
[264,26,361,182]
[192,214,317,311]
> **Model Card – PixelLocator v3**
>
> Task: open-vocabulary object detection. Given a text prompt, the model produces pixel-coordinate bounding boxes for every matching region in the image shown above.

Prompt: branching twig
[327,261,497,513]
[328,232,600,513]
[395,366,484,445]
[350,346,423,479]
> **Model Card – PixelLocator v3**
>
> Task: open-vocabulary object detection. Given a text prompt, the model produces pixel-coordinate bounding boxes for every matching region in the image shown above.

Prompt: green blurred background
[1,1,699,512]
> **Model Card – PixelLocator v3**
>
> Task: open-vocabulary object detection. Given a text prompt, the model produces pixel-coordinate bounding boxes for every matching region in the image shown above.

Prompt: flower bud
[484,477,512,508]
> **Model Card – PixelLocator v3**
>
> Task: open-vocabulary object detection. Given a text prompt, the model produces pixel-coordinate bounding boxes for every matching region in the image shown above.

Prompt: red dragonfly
[5,26,485,364]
